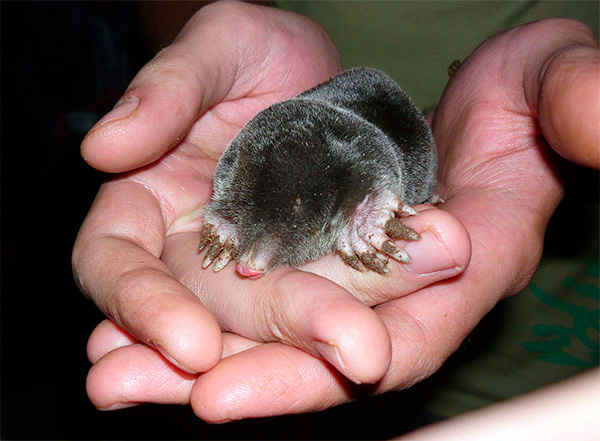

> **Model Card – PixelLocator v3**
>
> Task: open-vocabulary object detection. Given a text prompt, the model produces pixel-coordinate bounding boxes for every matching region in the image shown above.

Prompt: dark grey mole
[200,67,437,277]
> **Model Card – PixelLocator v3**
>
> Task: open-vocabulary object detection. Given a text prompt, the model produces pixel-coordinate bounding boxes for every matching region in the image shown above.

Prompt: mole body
[200,67,437,278]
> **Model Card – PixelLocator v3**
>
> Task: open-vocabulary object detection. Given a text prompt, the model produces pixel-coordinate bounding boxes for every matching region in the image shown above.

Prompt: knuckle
[107,266,170,334]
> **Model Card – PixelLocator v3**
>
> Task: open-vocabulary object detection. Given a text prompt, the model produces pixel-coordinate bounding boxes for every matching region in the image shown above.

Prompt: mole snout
[199,67,438,278]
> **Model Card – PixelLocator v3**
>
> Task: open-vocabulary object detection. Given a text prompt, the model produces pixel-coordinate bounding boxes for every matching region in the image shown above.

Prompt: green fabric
[275,0,600,417]
[424,256,599,416]
[275,1,599,110]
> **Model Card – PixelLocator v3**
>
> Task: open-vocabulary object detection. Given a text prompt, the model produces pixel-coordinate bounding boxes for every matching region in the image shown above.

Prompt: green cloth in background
[276,1,599,110]
[276,0,599,418]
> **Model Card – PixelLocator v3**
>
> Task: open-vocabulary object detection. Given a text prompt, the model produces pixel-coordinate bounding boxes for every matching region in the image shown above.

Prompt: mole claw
[397,201,418,216]
[385,218,421,241]
[429,194,445,205]
[213,243,238,272]
[214,251,232,272]
[224,242,238,260]
[337,250,365,272]
[202,255,214,269]
[382,239,411,263]
[202,239,223,268]
[198,224,214,251]
[198,240,208,252]
[448,59,461,77]
[359,252,390,275]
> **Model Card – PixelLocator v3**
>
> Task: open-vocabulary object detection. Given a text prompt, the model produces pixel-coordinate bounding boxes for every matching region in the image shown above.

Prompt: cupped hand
[83,17,598,420]
[75,0,469,407]
[73,0,344,376]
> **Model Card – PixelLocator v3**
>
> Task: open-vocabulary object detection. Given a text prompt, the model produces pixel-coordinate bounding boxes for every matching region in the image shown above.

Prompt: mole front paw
[198,222,239,272]
[336,191,421,274]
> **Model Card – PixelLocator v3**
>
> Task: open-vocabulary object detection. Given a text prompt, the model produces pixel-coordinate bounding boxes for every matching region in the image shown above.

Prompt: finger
[189,265,496,423]
[84,328,269,413]
[533,22,600,168]
[221,332,262,358]
[80,3,244,172]
[81,1,341,172]
[86,318,260,363]
[87,320,137,364]
[87,343,196,410]
[163,234,391,384]
[434,19,599,292]
[437,18,599,172]
[73,180,222,374]
[434,22,574,290]
[301,205,471,305]
[191,343,349,422]
[163,205,469,382]
[86,329,267,411]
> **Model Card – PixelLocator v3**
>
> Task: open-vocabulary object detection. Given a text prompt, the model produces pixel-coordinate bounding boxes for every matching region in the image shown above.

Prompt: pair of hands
[73,1,599,422]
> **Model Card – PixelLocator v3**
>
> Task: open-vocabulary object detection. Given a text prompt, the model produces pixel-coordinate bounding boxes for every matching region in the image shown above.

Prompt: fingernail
[403,230,461,275]
[99,402,137,411]
[89,97,139,132]
[314,341,362,384]
[156,345,195,374]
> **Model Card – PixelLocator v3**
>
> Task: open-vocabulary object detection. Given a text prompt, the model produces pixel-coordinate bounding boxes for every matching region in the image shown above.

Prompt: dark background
[2,2,597,440]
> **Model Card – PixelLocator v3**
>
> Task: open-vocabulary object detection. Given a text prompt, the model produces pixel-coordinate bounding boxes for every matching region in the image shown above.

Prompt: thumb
[529,19,599,169]
[80,1,268,173]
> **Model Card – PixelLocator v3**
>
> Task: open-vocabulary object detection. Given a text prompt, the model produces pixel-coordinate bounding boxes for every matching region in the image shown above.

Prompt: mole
[199,67,437,278]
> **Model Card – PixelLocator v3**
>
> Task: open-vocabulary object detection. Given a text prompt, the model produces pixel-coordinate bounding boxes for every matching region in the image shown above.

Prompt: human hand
[76,0,470,410]
[72,0,345,378]
[79,3,598,420]
[85,17,598,420]
[177,18,595,420]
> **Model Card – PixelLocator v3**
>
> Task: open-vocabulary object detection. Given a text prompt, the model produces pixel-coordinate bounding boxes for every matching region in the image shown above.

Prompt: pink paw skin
[335,190,422,275]
[235,264,264,279]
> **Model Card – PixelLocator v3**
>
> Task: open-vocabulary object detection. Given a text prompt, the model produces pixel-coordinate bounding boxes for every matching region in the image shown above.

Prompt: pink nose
[236,264,264,279]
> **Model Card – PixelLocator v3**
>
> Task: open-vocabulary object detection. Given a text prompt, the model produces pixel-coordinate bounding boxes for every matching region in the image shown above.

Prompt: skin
[396,369,600,440]
[73,1,599,422]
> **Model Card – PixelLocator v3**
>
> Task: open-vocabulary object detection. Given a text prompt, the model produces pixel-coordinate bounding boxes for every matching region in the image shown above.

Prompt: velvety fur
[205,67,437,270]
